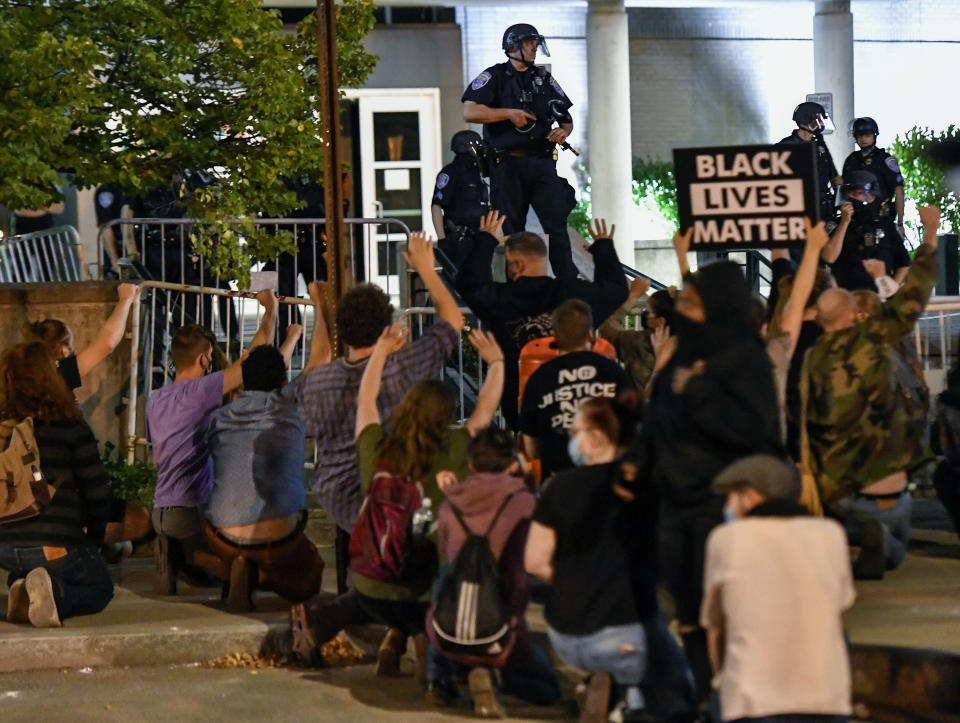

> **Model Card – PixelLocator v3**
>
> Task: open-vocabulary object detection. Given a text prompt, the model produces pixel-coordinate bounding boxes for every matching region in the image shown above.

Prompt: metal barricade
[125,280,317,463]
[96,217,413,304]
[915,297,960,396]
[0,225,87,283]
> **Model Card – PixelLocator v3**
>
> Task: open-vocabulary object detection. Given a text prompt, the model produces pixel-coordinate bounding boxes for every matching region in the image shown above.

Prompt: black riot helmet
[451,130,483,156]
[502,23,550,62]
[793,101,836,134]
[851,117,879,138]
[839,170,880,205]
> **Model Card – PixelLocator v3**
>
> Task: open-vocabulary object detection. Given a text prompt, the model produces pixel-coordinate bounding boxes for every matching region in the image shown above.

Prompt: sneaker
[6,578,29,623]
[468,667,506,719]
[580,672,612,723]
[853,518,886,580]
[226,556,255,612]
[375,627,406,677]
[25,568,61,628]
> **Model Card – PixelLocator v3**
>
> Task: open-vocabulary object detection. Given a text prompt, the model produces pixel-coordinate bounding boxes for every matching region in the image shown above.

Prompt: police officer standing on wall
[842,117,906,238]
[431,130,490,268]
[461,23,579,280]
[779,101,843,224]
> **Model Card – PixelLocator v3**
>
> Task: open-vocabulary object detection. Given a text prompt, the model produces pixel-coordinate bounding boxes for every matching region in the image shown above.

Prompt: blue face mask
[723,507,737,523]
[567,436,588,467]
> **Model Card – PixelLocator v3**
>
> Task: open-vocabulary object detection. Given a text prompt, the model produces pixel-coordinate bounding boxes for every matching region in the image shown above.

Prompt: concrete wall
[0,283,133,454]
[360,24,466,165]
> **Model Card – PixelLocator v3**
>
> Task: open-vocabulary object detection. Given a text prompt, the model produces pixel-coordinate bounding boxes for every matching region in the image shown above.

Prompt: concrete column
[813,0,854,169]
[587,0,634,267]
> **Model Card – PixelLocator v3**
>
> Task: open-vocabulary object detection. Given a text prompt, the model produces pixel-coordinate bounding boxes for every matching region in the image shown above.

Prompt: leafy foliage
[0,0,378,286]
[632,157,678,227]
[890,125,960,234]
[101,442,156,509]
[568,158,679,237]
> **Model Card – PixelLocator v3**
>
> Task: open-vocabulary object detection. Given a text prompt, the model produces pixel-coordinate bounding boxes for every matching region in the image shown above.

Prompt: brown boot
[580,672,611,723]
[375,627,406,677]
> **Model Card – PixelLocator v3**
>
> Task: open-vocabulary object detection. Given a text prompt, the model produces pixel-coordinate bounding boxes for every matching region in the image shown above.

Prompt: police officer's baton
[557,140,580,156]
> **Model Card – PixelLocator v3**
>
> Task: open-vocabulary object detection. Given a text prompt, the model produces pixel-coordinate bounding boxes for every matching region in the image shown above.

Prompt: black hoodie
[646,261,782,507]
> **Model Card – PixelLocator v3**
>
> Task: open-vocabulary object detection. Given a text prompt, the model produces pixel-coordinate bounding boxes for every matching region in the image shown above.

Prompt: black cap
[502,23,550,56]
[793,101,826,126]
[845,169,879,189]
[451,130,482,155]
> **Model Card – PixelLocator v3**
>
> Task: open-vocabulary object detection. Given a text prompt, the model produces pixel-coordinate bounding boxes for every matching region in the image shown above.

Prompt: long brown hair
[377,379,457,481]
[22,319,72,358]
[0,342,80,422]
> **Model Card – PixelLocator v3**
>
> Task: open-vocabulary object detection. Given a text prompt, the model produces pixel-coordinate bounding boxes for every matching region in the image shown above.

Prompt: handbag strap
[446,490,518,539]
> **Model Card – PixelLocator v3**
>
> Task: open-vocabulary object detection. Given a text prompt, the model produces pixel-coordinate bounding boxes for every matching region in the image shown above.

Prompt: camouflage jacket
[805,243,937,501]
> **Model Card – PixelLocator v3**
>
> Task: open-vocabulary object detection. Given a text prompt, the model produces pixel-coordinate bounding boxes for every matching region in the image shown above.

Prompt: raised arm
[821,203,852,264]
[279,324,303,367]
[303,281,333,371]
[221,290,278,395]
[75,283,141,378]
[463,330,505,436]
[355,321,407,439]
[779,218,830,353]
[672,227,693,277]
[403,230,464,332]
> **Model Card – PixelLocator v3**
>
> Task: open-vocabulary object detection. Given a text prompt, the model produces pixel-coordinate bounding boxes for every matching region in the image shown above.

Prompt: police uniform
[829,210,910,291]
[462,62,578,279]
[778,129,839,223]
[432,156,488,235]
[841,147,903,209]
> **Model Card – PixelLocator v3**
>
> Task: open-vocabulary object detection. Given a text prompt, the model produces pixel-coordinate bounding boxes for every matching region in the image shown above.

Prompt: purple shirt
[296,320,458,531]
[147,371,224,508]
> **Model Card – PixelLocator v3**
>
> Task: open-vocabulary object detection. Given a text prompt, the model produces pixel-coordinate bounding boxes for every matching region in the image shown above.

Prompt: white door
[348,88,441,301]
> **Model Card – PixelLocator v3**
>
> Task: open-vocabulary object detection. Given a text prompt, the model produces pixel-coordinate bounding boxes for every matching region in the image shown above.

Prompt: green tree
[890,125,960,235]
[0,0,377,285]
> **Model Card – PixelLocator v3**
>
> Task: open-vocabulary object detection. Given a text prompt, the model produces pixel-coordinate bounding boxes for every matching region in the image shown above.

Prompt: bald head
[817,288,858,331]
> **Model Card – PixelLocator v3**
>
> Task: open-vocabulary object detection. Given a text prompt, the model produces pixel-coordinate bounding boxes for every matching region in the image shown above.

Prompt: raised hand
[588,218,615,242]
[804,217,830,252]
[469,328,505,365]
[479,210,507,244]
[117,282,141,304]
[919,205,941,231]
[401,231,435,273]
[373,321,408,357]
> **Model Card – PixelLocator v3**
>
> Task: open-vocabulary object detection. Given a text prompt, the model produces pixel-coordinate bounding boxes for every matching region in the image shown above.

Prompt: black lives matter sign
[673,143,818,249]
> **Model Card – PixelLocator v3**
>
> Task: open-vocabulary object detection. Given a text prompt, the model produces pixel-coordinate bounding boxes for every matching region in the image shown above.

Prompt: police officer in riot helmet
[828,170,910,291]
[431,130,490,268]
[842,117,906,238]
[461,23,579,280]
[779,102,843,225]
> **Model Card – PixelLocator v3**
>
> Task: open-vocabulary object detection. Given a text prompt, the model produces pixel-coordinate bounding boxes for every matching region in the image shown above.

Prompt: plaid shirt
[295,320,458,531]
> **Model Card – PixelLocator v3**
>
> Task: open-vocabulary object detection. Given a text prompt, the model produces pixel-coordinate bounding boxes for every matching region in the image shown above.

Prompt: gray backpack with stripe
[429,493,517,665]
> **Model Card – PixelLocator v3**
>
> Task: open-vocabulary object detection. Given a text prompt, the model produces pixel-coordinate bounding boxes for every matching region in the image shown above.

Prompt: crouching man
[702,455,855,722]
[204,338,330,611]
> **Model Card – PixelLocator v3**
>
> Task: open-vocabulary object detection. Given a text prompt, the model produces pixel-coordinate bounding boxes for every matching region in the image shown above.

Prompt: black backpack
[428,493,518,667]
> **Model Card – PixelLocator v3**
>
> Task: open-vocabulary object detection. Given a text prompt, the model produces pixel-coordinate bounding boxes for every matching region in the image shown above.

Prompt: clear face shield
[810,112,836,135]
[515,34,549,63]
[838,182,875,207]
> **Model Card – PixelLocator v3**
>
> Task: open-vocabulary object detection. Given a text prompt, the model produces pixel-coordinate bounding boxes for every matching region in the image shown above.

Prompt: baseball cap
[712,454,801,501]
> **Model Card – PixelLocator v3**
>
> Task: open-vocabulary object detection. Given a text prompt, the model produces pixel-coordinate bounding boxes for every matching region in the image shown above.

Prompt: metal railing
[97,216,413,304]
[0,225,88,283]
[125,280,319,463]
[915,297,960,397]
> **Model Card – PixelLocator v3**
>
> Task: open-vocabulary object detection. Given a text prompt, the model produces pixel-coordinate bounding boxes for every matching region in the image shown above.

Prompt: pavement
[0,501,959,721]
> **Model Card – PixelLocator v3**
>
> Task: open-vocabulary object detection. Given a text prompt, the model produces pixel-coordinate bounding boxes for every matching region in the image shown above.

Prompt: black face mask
[853,199,878,221]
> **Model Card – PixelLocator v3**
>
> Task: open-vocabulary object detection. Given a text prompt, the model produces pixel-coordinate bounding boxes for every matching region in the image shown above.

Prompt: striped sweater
[0,418,110,547]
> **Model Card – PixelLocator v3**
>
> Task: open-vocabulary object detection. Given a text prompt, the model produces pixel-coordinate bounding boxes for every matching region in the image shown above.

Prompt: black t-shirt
[841,147,903,204]
[461,61,571,151]
[57,353,82,391]
[14,214,54,235]
[829,213,910,290]
[95,186,127,226]
[520,351,634,479]
[533,462,658,634]
[432,157,487,230]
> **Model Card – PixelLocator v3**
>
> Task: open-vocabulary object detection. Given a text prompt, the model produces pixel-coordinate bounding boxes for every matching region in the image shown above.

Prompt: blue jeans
[839,491,912,570]
[547,622,647,687]
[729,716,848,723]
[0,542,114,620]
